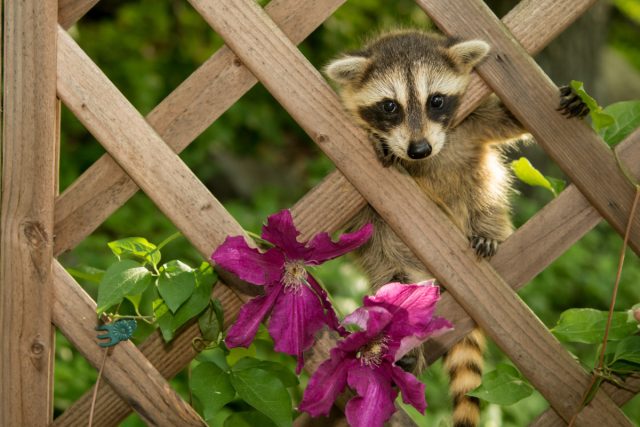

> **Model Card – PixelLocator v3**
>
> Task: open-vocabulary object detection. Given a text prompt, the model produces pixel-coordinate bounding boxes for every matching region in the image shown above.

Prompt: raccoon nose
[407,139,432,159]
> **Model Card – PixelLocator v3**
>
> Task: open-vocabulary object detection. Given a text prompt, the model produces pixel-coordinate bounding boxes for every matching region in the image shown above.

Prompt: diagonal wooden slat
[1,0,58,424]
[425,128,640,365]
[57,26,248,259]
[454,0,596,122]
[532,375,640,427]
[52,170,366,426]
[53,0,590,256]
[188,0,632,424]
[53,0,346,255]
[418,0,640,256]
[58,0,98,29]
[52,261,206,426]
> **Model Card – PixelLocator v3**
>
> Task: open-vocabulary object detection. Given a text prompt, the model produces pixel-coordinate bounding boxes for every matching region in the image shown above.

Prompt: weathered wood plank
[418,0,640,256]
[52,0,587,256]
[58,0,99,29]
[1,0,58,424]
[531,375,640,427]
[52,170,362,426]
[54,0,346,255]
[190,0,631,423]
[57,26,247,258]
[52,261,206,426]
[455,0,597,123]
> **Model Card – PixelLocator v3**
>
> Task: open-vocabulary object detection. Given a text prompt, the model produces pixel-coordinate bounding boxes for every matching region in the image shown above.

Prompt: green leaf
[609,359,640,375]
[198,301,223,344]
[157,260,196,313]
[224,411,277,427]
[230,367,292,427]
[468,363,533,405]
[551,308,638,344]
[191,362,235,420]
[97,260,152,313]
[232,357,298,388]
[511,157,562,196]
[108,237,161,267]
[66,266,105,283]
[569,80,615,132]
[599,101,640,146]
[612,336,640,365]
[154,272,214,342]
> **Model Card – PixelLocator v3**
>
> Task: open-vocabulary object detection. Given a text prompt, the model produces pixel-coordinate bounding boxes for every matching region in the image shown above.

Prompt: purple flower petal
[345,364,398,427]
[306,274,346,335]
[305,223,373,265]
[298,349,355,417]
[365,282,442,327]
[211,236,284,285]
[390,365,427,414]
[225,286,281,348]
[393,316,453,362]
[340,306,393,352]
[260,210,307,260]
[268,284,326,374]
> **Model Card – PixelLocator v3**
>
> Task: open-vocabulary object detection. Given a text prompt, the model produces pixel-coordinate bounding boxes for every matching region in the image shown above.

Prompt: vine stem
[568,185,640,426]
[88,347,109,427]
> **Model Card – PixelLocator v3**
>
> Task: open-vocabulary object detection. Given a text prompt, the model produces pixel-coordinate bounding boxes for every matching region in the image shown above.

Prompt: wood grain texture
[190,0,631,423]
[454,0,597,123]
[419,0,640,256]
[1,0,58,424]
[57,26,247,259]
[531,375,640,427]
[58,0,99,29]
[52,261,206,426]
[54,0,345,255]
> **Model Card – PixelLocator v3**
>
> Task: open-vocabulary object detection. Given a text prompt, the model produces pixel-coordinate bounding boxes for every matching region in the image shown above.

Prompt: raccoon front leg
[463,95,530,144]
[468,206,513,259]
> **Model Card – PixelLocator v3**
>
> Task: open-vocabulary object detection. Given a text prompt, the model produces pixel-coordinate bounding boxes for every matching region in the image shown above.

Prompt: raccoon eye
[429,94,445,110]
[381,100,398,114]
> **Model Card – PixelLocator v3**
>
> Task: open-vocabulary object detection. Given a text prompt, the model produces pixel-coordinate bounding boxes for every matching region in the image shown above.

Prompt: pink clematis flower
[299,282,452,427]
[211,209,373,373]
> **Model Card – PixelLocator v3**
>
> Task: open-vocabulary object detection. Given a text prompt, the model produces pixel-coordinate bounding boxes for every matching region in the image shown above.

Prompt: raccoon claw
[558,85,589,119]
[396,354,418,373]
[470,235,499,259]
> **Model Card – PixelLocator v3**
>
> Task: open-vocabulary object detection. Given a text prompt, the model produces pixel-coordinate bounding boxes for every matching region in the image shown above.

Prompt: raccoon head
[325,31,489,163]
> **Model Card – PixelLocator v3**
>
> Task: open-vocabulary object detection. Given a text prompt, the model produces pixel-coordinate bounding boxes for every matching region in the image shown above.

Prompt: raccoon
[325,30,528,427]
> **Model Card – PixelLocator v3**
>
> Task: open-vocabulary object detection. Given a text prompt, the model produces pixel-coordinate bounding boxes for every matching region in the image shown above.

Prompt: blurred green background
[55,0,640,425]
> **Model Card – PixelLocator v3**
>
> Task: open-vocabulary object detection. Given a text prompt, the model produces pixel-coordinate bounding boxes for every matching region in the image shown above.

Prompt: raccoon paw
[470,235,499,259]
[558,85,589,119]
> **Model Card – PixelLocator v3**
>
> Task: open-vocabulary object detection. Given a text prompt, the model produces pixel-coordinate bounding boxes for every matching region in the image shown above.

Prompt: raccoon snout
[407,139,432,159]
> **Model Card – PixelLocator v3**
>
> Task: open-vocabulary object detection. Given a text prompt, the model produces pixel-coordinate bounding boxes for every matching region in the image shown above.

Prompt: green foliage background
[56,1,640,425]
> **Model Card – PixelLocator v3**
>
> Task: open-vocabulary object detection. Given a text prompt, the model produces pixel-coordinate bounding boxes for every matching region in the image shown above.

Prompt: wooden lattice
[2,0,640,426]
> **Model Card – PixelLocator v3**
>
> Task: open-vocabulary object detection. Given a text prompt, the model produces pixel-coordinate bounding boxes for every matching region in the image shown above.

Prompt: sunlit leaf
[96,260,152,313]
[599,101,640,146]
[108,237,161,267]
[570,80,615,132]
[157,260,196,313]
[551,308,638,344]
[511,157,562,196]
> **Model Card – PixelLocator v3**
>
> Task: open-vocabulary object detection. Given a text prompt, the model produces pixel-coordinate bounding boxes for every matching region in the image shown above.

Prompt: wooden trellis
[2,0,640,425]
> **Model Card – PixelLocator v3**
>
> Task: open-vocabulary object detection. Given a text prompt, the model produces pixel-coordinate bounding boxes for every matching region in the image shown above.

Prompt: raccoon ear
[447,40,490,72]
[324,55,370,85]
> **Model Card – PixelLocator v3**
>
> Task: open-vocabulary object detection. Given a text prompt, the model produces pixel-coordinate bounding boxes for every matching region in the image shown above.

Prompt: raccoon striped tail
[443,327,486,427]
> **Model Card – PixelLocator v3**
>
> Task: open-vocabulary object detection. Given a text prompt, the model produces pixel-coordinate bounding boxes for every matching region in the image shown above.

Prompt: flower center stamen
[358,335,390,367]
[282,260,308,292]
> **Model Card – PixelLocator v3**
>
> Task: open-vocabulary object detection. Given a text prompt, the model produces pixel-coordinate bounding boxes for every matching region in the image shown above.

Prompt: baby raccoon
[325,30,528,427]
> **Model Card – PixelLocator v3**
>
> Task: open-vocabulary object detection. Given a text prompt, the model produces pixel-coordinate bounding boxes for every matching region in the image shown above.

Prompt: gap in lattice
[71,0,223,115]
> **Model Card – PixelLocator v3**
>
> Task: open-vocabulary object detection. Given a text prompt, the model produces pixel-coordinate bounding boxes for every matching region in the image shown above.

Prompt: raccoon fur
[325,30,529,427]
